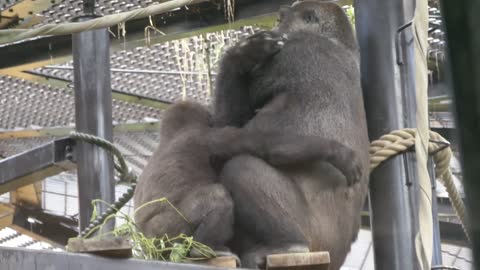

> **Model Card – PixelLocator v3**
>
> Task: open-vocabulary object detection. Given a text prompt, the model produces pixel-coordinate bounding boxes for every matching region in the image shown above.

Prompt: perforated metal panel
[33,27,261,105]
[0,74,161,130]
[0,227,61,250]
[38,0,156,24]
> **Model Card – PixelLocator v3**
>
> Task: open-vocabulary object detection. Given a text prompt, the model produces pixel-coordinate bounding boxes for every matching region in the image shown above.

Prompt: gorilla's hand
[329,142,364,186]
[254,134,364,187]
[228,31,287,73]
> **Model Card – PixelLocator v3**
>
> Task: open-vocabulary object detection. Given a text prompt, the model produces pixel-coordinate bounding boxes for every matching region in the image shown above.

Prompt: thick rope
[70,129,469,242]
[69,131,137,237]
[70,131,136,183]
[0,0,207,45]
[80,183,136,237]
[369,128,470,242]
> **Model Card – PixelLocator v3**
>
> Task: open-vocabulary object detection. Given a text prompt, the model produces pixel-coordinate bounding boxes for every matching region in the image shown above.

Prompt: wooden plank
[66,236,133,258]
[189,256,238,269]
[266,252,330,270]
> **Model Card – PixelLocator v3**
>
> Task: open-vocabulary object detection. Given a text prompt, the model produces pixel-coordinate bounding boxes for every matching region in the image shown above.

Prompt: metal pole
[440,1,480,268]
[354,0,423,269]
[72,1,115,233]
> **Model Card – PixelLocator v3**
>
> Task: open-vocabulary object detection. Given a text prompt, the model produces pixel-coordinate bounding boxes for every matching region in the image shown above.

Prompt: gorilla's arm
[208,128,362,186]
[213,31,287,127]
[257,134,362,185]
[213,59,253,127]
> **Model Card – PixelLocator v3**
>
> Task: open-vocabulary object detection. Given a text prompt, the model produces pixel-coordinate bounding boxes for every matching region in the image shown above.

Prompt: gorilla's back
[247,32,370,265]
[249,32,369,162]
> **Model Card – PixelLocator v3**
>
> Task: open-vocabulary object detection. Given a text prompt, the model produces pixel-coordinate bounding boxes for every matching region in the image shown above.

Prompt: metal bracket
[396,20,413,65]
[0,138,77,194]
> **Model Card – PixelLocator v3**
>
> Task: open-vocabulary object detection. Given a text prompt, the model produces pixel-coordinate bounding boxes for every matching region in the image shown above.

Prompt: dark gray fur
[213,1,370,269]
[134,100,364,261]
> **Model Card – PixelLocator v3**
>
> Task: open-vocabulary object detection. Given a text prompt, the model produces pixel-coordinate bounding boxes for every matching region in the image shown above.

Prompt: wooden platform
[66,236,133,258]
[189,256,239,268]
[191,251,330,270]
[66,237,329,270]
[266,252,330,270]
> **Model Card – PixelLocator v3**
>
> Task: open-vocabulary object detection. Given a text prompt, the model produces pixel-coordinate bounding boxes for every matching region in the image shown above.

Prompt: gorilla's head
[273,0,357,50]
[160,101,212,140]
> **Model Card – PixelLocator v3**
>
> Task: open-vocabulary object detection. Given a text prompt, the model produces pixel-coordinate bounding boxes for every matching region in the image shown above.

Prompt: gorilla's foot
[214,251,241,267]
[190,247,241,267]
[241,244,310,269]
[266,251,330,270]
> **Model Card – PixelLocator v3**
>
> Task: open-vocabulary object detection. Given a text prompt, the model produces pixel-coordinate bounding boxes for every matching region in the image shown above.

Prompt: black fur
[213,1,370,269]
[134,100,363,262]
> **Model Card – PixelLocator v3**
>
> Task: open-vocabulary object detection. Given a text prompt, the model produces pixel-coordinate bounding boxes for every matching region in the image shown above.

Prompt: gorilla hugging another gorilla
[134,1,370,270]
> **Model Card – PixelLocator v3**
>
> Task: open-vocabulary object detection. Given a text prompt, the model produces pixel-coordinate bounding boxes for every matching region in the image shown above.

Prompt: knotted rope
[369,128,469,241]
[70,128,470,242]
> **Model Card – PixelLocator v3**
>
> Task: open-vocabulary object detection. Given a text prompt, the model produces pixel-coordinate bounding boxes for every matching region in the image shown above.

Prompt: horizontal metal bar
[0,246,232,270]
[0,121,160,139]
[43,65,217,76]
[0,138,76,194]
[22,70,172,109]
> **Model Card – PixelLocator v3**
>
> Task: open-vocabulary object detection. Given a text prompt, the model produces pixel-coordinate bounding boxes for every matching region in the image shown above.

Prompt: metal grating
[427,5,447,89]
[38,0,156,24]
[0,130,159,174]
[0,227,62,251]
[430,111,455,129]
[41,172,135,222]
[0,0,20,11]
[340,229,473,270]
[33,26,261,105]
[0,74,161,130]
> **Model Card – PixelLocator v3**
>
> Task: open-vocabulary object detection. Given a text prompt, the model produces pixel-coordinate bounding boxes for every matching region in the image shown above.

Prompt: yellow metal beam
[0,0,56,29]
[10,182,42,207]
[0,203,14,229]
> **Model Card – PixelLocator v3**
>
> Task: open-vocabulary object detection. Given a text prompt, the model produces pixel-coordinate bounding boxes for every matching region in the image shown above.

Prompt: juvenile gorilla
[134,101,363,260]
[214,1,370,269]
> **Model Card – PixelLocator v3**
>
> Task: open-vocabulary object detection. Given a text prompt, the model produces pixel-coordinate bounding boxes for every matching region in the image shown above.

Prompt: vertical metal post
[440,1,480,268]
[355,0,423,269]
[72,3,115,233]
